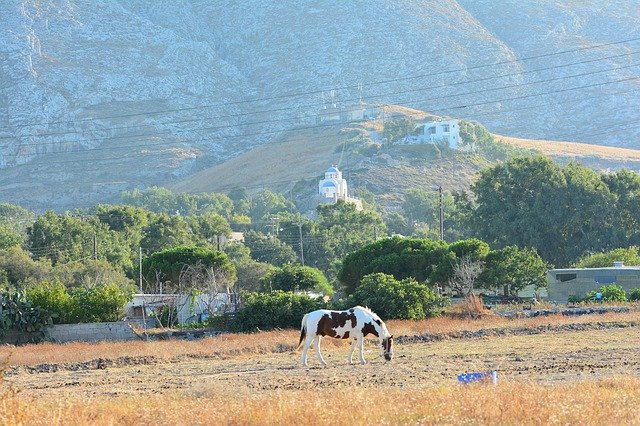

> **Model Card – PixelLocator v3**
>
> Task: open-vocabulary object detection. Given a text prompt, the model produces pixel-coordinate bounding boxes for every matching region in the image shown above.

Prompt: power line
[2,65,639,155]
[5,36,640,130]
[3,49,640,143]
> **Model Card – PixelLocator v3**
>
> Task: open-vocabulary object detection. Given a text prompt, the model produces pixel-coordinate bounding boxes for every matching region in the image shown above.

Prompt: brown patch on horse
[316,311,356,337]
[361,322,379,337]
[342,331,350,339]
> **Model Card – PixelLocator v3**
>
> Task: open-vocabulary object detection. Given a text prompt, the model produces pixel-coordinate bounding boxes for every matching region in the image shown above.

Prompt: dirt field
[4,314,639,402]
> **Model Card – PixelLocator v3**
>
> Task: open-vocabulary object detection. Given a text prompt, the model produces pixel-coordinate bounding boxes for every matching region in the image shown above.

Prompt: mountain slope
[0,1,638,210]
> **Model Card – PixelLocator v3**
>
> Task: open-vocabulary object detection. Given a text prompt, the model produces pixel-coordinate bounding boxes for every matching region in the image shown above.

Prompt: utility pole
[93,234,98,260]
[139,246,143,293]
[298,222,305,266]
[438,186,444,241]
[373,224,377,241]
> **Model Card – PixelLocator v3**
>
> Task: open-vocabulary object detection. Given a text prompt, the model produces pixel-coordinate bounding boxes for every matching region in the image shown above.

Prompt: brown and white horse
[296,306,394,367]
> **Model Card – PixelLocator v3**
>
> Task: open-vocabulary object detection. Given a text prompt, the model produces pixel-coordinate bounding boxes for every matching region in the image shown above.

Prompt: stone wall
[45,319,157,343]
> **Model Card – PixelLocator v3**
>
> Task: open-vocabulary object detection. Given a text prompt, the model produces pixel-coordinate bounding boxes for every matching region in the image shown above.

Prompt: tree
[188,213,232,249]
[349,273,448,320]
[338,236,449,294]
[140,213,194,254]
[260,264,333,296]
[141,246,236,293]
[383,118,416,144]
[243,230,298,266]
[27,211,96,265]
[601,169,640,247]
[248,190,295,227]
[313,200,386,277]
[447,256,484,296]
[0,203,34,235]
[573,247,640,268]
[477,246,548,296]
[0,224,23,250]
[234,259,276,293]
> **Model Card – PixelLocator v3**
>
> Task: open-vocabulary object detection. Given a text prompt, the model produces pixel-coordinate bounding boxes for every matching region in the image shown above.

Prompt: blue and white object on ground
[457,370,498,384]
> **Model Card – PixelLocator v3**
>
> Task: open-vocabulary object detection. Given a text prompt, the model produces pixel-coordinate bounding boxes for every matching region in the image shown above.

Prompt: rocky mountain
[0,0,638,210]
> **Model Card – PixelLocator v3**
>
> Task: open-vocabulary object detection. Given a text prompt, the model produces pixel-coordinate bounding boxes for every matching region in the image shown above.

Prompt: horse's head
[381,334,394,361]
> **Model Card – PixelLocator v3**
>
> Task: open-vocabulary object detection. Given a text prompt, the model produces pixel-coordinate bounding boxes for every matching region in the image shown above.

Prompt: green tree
[601,169,640,247]
[260,264,333,296]
[338,236,449,294]
[477,246,548,296]
[383,118,416,144]
[472,156,566,265]
[0,203,34,235]
[141,213,194,254]
[0,247,52,288]
[249,190,295,227]
[349,273,449,320]
[27,211,96,265]
[0,224,23,250]
[573,247,640,268]
[234,259,276,293]
[142,246,236,293]
[243,230,298,266]
[313,200,386,277]
[188,213,232,249]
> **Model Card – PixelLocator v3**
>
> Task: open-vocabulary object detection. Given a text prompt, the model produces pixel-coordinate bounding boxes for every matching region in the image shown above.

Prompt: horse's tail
[295,313,308,351]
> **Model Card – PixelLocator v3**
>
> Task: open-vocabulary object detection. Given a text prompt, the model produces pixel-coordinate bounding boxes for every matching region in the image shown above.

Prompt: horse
[296,306,394,367]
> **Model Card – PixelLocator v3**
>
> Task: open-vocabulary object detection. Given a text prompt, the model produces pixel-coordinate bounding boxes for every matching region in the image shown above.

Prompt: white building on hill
[405,119,461,149]
[317,166,363,211]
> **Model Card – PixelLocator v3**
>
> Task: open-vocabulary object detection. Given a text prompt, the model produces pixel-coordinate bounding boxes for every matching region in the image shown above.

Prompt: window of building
[556,273,577,282]
[594,275,616,284]
[428,127,436,135]
[442,124,450,132]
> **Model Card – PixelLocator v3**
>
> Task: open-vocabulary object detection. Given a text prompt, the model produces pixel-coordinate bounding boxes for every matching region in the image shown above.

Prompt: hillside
[1,1,638,210]
[171,109,640,211]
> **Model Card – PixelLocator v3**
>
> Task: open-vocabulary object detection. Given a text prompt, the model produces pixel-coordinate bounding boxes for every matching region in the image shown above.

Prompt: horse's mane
[353,305,383,322]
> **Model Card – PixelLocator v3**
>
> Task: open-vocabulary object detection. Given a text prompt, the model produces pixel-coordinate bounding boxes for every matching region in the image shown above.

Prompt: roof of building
[322,181,337,187]
[326,166,339,173]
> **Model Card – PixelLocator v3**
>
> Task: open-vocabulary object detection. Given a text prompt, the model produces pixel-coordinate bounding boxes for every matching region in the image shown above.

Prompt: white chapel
[318,166,348,199]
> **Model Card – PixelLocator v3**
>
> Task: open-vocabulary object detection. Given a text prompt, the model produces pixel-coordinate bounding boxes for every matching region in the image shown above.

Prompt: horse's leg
[357,334,366,364]
[314,336,327,366]
[348,338,358,364]
[301,333,315,367]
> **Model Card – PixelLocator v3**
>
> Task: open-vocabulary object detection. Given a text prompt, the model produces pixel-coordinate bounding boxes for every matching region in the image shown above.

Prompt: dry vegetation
[1,311,639,425]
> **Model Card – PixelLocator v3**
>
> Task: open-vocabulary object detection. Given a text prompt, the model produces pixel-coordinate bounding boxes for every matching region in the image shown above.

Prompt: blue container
[457,370,498,384]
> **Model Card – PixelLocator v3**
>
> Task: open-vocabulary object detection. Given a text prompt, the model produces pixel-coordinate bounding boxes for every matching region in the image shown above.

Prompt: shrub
[234,291,326,332]
[68,284,132,323]
[349,273,449,320]
[260,264,333,296]
[584,284,627,303]
[626,288,640,302]
[26,281,72,324]
[28,282,132,324]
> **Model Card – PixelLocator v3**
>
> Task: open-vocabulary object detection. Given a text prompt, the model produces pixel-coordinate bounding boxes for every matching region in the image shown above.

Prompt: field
[2,310,640,425]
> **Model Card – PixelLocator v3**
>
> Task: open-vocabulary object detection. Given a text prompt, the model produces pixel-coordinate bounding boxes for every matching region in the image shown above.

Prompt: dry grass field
[1,310,640,425]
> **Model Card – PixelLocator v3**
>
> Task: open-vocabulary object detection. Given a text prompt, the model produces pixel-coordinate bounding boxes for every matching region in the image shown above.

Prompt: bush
[234,291,326,332]
[349,273,449,320]
[68,284,132,323]
[26,281,72,324]
[584,284,627,303]
[27,281,132,324]
[260,264,333,296]
[626,288,640,302]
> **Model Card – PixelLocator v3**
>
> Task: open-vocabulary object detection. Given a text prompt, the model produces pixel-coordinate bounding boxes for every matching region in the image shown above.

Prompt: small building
[405,119,461,149]
[314,165,363,212]
[126,293,236,325]
[546,262,640,302]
